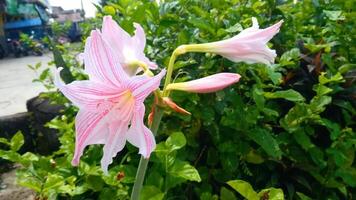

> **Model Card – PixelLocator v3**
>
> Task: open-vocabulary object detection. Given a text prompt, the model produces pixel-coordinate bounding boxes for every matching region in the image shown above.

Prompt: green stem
[131,43,195,199]
[130,108,164,200]
[162,44,213,97]
[162,46,187,96]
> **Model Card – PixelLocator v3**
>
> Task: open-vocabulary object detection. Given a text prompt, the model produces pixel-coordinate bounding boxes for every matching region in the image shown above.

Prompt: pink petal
[72,110,109,166]
[239,19,283,42]
[139,55,158,70]
[166,73,241,93]
[132,23,146,51]
[84,30,128,86]
[102,15,131,58]
[72,93,135,170]
[129,69,166,102]
[202,18,283,65]
[102,16,158,73]
[126,104,156,158]
[101,119,130,174]
[100,92,135,173]
[54,68,124,110]
[222,45,277,64]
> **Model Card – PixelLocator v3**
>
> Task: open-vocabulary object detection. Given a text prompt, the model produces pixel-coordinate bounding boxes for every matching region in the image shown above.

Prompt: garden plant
[0,0,355,200]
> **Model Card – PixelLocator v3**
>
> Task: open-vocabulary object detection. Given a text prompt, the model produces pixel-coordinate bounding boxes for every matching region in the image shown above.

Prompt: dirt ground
[0,168,35,200]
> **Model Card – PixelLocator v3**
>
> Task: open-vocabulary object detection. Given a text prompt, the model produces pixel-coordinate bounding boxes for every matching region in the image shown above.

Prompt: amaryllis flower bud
[180,18,283,65]
[166,73,240,93]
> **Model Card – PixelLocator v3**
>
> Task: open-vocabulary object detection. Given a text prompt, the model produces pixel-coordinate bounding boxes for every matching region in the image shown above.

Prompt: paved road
[0,54,52,116]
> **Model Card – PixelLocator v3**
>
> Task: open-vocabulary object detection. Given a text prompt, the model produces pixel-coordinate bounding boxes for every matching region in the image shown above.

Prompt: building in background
[0,0,50,57]
[51,6,84,23]
[50,6,84,42]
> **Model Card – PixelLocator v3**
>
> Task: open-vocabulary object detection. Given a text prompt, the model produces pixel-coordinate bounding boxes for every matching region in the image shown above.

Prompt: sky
[49,0,100,18]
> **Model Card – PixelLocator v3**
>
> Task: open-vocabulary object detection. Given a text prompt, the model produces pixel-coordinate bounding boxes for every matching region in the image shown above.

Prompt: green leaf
[310,96,332,113]
[296,192,313,200]
[227,180,259,200]
[338,64,356,74]
[10,131,24,151]
[43,174,65,192]
[220,187,236,200]
[335,167,356,187]
[99,187,120,200]
[247,128,282,159]
[267,67,282,84]
[0,137,10,146]
[258,188,284,200]
[279,48,300,67]
[20,152,39,166]
[173,59,197,70]
[313,84,333,96]
[309,147,327,169]
[244,150,265,164]
[281,103,310,132]
[264,89,305,102]
[293,130,314,150]
[17,172,42,192]
[86,175,105,191]
[323,10,345,21]
[39,68,50,81]
[0,150,21,162]
[165,132,187,151]
[318,72,344,85]
[253,87,265,109]
[225,23,243,33]
[140,186,165,200]
[327,148,353,167]
[168,160,201,182]
[321,119,341,140]
[187,17,215,35]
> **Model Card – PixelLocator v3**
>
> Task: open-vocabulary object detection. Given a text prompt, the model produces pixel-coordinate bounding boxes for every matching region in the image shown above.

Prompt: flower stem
[130,108,164,200]
[131,44,190,199]
[162,46,187,97]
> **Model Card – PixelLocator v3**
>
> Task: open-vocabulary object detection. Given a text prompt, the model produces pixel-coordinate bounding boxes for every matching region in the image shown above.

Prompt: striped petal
[102,15,131,62]
[102,16,157,74]
[54,68,124,110]
[129,69,166,102]
[126,104,156,158]
[166,73,241,93]
[84,30,128,86]
[189,18,283,65]
[72,110,109,166]
[100,119,130,174]
[100,92,135,173]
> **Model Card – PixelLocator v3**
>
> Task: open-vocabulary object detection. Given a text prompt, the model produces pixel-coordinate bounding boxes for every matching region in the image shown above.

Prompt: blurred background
[0,0,99,117]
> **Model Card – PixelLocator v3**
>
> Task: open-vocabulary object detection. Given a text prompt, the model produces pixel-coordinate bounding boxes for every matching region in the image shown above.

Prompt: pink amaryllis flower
[166,73,241,93]
[55,30,165,173]
[180,17,283,65]
[102,16,157,76]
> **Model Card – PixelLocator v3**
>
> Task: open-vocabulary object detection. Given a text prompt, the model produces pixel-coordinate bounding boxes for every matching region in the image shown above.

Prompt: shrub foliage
[1,0,355,199]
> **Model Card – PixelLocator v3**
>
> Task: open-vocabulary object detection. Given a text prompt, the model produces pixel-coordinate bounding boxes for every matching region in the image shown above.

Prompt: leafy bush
[1,0,355,199]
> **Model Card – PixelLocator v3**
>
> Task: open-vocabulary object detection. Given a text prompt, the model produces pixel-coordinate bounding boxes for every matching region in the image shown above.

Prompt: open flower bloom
[102,16,157,76]
[166,73,241,93]
[55,30,165,173]
[181,17,283,65]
